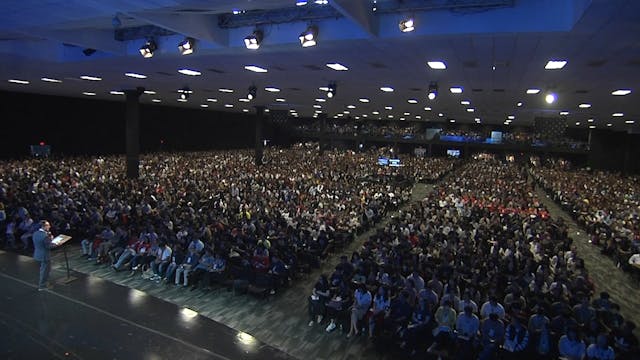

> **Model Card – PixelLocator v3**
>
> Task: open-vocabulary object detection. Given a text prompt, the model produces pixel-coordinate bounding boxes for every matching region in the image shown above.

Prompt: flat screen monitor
[377,157,389,166]
[389,158,401,167]
[447,149,461,158]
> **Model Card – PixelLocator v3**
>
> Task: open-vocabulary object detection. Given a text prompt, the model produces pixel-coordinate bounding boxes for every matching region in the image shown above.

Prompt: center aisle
[53,181,436,360]
[534,186,640,337]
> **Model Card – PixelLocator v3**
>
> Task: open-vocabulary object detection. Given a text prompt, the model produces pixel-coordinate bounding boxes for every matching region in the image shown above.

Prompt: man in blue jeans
[32,220,55,290]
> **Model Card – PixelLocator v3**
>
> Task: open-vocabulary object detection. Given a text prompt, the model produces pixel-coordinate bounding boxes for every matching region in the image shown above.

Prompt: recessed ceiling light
[359,98,370,103]
[612,113,624,117]
[380,87,394,92]
[450,87,463,94]
[239,98,250,102]
[587,118,594,123]
[80,75,101,81]
[475,118,481,122]
[449,119,456,123]
[545,60,567,70]
[206,98,218,102]
[8,79,29,84]
[625,120,635,124]
[508,115,515,119]
[427,61,447,70]
[611,89,631,96]
[125,72,147,79]
[264,87,280,92]
[372,111,380,115]
[385,106,393,110]
[225,104,234,108]
[362,114,367,118]
[526,89,541,94]
[200,104,209,108]
[296,1,308,6]
[110,90,124,95]
[589,125,596,129]
[143,90,156,95]
[318,86,330,91]
[347,105,356,109]
[219,88,234,93]
[424,107,432,111]
[466,108,475,112]
[399,117,405,121]
[313,104,322,108]
[460,100,470,105]
[178,69,201,76]
[407,99,418,104]
[517,102,523,107]
[152,99,162,103]
[243,109,250,112]
[559,111,569,116]
[41,77,61,83]
[578,103,591,108]
[545,93,557,104]
[416,115,421,119]
[315,98,326,102]
[244,65,268,73]
[607,123,612,127]
[343,110,350,114]
[82,92,96,96]
[575,122,581,126]
[388,115,394,118]
[404,112,410,116]
[276,98,285,102]
[438,113,444,117]
[326,63,348,71]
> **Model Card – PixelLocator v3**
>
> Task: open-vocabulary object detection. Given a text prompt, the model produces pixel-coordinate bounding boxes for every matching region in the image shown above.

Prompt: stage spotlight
[247,85,257,100]
[178,37,195,55]
[327,82,336,99]
[139,40,157,58]
[244,30,263,50]
[299,26,318,48]
[399,18,415,32]
[545,93,556,104]
[427,82,438,100]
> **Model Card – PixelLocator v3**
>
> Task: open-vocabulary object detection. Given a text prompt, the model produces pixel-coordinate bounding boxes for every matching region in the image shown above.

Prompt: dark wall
[0,91,258,158]
[588,130,640,174]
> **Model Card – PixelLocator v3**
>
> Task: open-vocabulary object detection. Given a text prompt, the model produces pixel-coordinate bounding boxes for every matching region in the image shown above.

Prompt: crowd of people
[530,164,640,277]
[0,144,456,295]
[307,159,638,359]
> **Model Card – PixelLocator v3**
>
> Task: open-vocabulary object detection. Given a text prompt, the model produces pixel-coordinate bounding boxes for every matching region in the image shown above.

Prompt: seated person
[308,274,330,326]
[347,283,372,338]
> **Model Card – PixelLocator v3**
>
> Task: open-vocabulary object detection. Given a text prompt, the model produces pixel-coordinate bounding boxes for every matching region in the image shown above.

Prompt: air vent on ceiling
[587,60,607,67]
[463,61,477,68]
[472,88,483,92]
[156,71,174,76]
[303,64,323,71]
[575,89,589,94]
[369,62,388,69]
[202,89,215,93]
[207,68,225,74]
[176,9,211,13]
[272,66,286,71]
[409,87,422,91]
[493,89,505,92]
[288,87,301,91]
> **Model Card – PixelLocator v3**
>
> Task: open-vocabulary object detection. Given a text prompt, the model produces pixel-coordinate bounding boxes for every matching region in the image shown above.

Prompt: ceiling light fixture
[41,77,62,83]
[178,37,195,55]
[299,26,318,48]
[545,60,567,70]
[427,82,438,100]
[380,86,394,92]
[611,89,631,96]
[139,40,157,58]
[579,103,591,108]
[326,63,348,71]
[8,79,29,84]
[244,30,263,50]
[427,61,447,70]
[244,65,268,73]
[399,17,415,32]
[326,81,336,99]
[545,93,556,104]
[526,88,541,94]
[247,85,257,100]
[450,87,463,94]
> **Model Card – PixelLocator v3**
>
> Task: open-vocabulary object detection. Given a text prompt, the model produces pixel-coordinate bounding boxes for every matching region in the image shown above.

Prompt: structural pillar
[255,106,265,166]
[125,88,143,179]
[319,113,328,154]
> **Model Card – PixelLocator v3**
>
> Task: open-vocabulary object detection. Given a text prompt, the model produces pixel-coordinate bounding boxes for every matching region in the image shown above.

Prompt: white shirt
[628,253,640,265]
